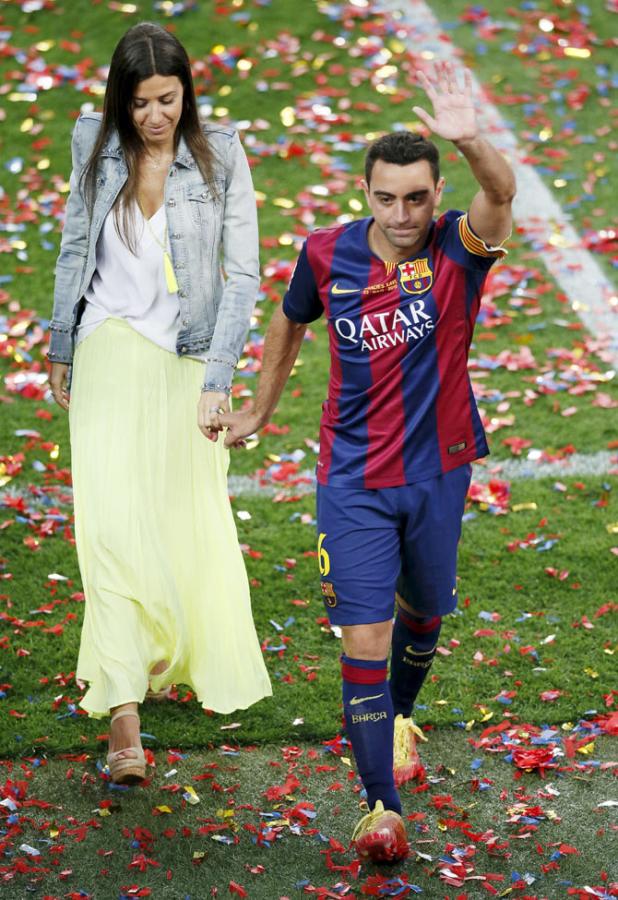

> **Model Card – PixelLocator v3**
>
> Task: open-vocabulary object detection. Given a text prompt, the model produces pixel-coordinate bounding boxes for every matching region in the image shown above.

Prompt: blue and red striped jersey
[282,209,506,489]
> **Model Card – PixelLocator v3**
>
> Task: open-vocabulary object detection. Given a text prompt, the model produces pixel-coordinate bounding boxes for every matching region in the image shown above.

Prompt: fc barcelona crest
[398,258,433,295]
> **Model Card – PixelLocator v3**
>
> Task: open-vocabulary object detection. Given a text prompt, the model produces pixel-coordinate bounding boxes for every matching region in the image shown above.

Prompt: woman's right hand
[49,362,70,410]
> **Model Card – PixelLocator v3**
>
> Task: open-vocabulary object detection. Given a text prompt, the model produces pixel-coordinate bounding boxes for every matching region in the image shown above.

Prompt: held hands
[197,391,230,442]
[49,363,70,411]
[413,60,477,145]
[219,408,262,450]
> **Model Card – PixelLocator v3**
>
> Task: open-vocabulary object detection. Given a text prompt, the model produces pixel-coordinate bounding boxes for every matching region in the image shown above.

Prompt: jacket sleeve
[48,118,92,363]
[202,130,260,393]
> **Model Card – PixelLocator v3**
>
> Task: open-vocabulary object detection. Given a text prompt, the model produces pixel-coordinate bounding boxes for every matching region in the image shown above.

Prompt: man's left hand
[412,60,477,145]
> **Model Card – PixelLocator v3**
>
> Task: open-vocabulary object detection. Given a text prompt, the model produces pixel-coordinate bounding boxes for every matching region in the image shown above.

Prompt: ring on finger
[209,406,225,415]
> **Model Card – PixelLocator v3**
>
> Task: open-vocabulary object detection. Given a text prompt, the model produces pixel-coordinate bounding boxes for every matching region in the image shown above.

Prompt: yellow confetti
[98,808,112,817]
[584,667,599,679]
[9,93,37,103]
[375,64,398,79]
[512,502,538,512]
[193,851,207,860]
[49,444,60,461]
[108,2,138,12]
[548,233,571,248]
[155,805,173,814]
[606,522,618,534]
[564,47,591,58]
[273,197,295,209]
[183,786,200,805]
[20,118,34,133]
[577,742,595,755]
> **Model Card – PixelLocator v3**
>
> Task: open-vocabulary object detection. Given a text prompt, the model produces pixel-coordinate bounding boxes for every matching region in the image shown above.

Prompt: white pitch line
[6,450,614,508]
[227,451,616,496]
[377,0,618,363]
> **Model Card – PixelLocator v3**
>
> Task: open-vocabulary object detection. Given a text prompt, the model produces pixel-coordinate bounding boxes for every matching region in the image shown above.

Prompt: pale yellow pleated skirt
[69,318,272,717]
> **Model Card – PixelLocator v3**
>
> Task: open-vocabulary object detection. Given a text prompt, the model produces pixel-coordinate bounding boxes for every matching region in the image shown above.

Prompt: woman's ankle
[109,703,141,753]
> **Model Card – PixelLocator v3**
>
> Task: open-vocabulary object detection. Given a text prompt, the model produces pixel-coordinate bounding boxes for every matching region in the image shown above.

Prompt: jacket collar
[100,135,123,159]
[99,131,195,168]
[174,134,197,169]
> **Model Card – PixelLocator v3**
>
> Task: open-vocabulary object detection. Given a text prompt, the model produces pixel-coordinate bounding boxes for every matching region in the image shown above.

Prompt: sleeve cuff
[47,323,74,364]
[202,356,236,394]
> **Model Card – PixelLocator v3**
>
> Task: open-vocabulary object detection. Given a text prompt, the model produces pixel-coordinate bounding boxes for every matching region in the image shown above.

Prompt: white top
[77,204,184,355]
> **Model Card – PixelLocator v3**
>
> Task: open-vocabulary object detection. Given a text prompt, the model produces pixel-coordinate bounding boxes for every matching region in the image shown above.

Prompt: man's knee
[341,620,392,660]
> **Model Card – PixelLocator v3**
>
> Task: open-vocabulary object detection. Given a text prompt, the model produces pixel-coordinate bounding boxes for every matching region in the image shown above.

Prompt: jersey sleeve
[436,209,508,271]
[282,241,324,324]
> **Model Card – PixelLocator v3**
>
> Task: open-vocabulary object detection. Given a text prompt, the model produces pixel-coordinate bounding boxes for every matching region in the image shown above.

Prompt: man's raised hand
[412,60,477,145]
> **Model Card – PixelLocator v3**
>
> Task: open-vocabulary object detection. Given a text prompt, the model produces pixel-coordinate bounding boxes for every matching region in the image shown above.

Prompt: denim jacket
[48,112,260,393]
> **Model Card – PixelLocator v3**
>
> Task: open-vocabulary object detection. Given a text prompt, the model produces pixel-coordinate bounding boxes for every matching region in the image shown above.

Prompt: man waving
[220,61,515,863]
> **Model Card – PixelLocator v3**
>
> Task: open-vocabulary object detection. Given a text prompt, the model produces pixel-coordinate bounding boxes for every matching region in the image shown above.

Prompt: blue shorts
[315,465,471,626]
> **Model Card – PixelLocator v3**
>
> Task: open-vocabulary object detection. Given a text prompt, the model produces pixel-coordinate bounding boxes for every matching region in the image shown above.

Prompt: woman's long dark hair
[81,22,216,252]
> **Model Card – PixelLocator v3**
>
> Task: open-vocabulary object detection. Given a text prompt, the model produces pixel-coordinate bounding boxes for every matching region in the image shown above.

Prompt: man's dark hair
[365,132,440,185]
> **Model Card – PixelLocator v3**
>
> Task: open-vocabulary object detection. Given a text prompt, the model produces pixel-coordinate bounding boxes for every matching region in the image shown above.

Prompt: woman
[48,22,271,785]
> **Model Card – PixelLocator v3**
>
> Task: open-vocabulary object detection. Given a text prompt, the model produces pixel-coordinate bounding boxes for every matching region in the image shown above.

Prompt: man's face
[362,159,444,261]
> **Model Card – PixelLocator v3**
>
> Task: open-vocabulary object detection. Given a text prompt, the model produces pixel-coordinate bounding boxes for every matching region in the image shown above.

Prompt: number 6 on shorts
[318,532,330,576]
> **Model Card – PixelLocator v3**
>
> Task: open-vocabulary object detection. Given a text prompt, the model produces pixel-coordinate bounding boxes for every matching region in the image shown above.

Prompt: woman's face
[131,74,184,148]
